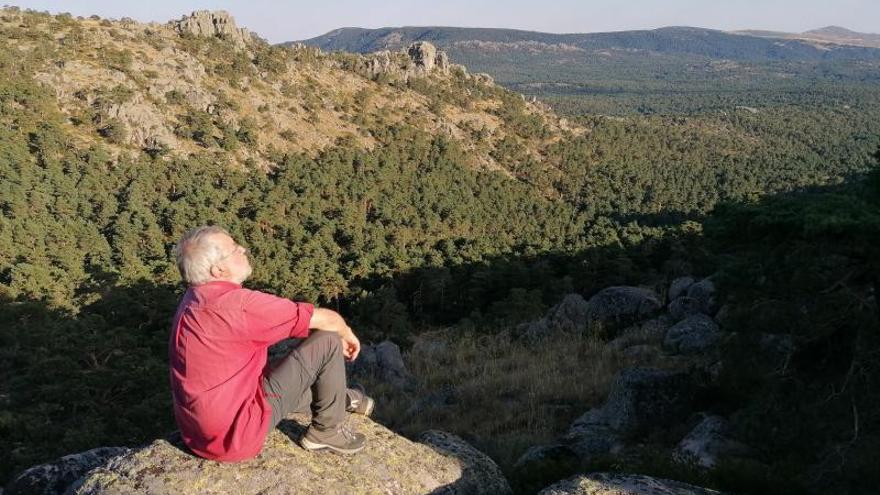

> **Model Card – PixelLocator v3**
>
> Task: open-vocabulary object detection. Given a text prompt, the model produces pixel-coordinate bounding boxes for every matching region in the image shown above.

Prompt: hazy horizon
[6,0,880,44]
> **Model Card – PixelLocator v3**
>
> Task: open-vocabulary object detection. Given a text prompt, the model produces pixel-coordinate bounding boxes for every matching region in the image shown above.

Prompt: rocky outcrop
[100,94,177,150]
[538,472,722,494]
[667,276,718,319]
[407,41,451,74]
[33,51,212,152]
[362,50,398,79]
[66,414,509,494]
[515,287,661,341]
[577,368,695,436]
[5,447,129,495]
[518,368,696,476]
[360,42,468,83]
[170,10,252,48]
[585,286,662,330]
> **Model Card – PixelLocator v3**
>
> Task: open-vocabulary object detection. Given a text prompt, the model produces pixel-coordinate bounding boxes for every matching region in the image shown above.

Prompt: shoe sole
[300,436,365,454]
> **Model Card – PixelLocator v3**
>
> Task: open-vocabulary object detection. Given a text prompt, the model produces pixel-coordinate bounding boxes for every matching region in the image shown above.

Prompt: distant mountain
[293,25,880,113]
[737,26,880,48]
[295,25,880,62]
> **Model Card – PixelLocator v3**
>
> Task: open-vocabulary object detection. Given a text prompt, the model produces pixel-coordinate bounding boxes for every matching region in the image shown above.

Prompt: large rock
[538,472,722,494]
[564,414,623,459]
[546,293,591,332]
[349,340,414,388]
[519,368,698,490]
[586,287,662,329]
[686,279,717,316]
[550,368,693,464]
[668,277,696,302]
[515,293,590,341]
[5,447,129,495]
[674,415,751,468]
[67,414,509,494]
[101,94,176,150]
[663,314,722,355]
[419,430,512,494]
[590,368,695,436]
[170,10,252,48]
[407,41,450,74]
[608,317,671,351]
[512,444,581,495]
[667,296,703,322]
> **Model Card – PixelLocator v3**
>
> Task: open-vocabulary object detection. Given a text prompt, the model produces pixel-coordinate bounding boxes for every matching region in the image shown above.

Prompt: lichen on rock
[538,472,723,494]
[66,414,509,494]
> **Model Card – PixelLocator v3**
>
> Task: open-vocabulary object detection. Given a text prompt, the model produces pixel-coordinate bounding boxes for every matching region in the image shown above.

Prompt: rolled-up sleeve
[239,289,314,345]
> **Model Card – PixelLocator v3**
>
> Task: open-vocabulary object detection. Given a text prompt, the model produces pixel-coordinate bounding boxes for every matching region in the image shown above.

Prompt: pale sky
[8,0,880,44]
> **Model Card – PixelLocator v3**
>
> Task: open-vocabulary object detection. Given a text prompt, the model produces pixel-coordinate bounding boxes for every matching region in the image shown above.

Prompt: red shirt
[168,281,314,461]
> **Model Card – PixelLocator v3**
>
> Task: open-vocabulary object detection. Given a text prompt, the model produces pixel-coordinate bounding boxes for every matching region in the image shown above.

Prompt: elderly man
[168,225,372,461]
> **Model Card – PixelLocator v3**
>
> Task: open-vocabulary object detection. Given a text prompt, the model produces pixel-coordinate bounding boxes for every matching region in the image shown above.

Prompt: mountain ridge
[737,25,880,48]
[295,25,880,58]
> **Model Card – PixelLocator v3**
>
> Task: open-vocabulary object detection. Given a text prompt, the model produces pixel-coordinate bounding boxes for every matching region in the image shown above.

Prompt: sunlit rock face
[65,414,510,494]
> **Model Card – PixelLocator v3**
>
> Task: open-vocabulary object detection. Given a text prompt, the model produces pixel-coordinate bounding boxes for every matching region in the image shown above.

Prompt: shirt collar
[193,280,242,290]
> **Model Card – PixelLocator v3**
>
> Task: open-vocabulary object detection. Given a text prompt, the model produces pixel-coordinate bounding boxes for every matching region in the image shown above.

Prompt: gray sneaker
[300,422,366,454]
[346,385,375,417]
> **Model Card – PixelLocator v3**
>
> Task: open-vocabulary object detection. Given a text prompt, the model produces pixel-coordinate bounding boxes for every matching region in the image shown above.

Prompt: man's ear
[209,264,224,279]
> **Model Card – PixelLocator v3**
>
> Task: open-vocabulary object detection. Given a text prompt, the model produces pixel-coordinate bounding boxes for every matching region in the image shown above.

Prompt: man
[168,225,372,461]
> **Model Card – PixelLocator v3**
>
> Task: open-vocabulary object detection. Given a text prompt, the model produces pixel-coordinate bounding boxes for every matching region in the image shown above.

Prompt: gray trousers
[262,330,347,431]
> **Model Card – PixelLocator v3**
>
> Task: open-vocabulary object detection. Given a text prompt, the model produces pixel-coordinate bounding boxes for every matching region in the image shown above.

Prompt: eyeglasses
[215,243,248,264]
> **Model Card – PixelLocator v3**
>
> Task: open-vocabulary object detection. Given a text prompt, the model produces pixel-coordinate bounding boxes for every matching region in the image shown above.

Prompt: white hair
[173,225,230,286]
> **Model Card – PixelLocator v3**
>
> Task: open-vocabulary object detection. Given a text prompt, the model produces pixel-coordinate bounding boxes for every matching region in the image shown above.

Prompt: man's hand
[308,308,361,361]
[339,328,361,361]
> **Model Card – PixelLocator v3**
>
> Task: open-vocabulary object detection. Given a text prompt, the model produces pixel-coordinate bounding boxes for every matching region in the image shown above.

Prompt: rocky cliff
[170,10,253,48]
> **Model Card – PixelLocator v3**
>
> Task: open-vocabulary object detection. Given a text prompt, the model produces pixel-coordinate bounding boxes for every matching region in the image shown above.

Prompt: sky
[8,0,880,44]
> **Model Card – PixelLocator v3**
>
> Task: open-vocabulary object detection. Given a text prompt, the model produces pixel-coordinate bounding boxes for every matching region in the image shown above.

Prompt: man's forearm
[308,307,361,361]
[308,308,353,336]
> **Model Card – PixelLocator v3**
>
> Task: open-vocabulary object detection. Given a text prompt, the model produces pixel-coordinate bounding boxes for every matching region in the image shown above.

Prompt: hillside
[0,8,573,174]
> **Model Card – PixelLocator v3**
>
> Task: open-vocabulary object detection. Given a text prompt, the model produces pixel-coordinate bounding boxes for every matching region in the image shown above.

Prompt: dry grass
[360,328,629,472]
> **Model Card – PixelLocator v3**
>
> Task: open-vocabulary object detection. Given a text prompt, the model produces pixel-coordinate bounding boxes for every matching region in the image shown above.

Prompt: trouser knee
[303,330,341,360]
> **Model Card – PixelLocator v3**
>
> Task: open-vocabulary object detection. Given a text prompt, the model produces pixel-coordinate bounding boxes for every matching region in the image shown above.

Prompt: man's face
[212,233,252,284]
